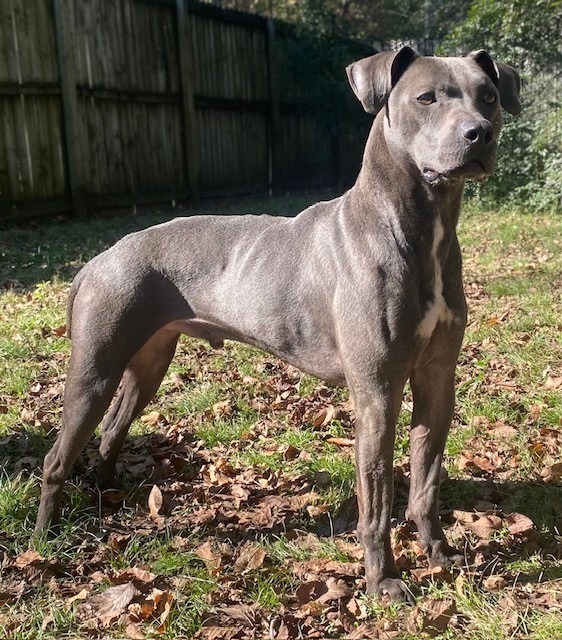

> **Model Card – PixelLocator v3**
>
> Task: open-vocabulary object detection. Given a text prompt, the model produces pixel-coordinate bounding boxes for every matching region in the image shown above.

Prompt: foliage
[441,0,562,212]
[210,0,469,41]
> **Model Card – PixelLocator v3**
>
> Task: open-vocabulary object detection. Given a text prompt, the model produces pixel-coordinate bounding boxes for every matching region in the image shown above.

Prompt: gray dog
[35,47,520,602]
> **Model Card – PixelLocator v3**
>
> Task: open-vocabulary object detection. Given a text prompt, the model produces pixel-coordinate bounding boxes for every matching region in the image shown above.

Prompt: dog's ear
[469,50,522,116]
[346,47,419,115]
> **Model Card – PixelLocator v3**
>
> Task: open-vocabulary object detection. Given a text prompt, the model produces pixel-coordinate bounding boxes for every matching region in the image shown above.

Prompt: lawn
[0,195,561,639]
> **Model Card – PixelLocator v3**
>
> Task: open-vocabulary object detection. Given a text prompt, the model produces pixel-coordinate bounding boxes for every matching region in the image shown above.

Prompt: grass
[0,194,561,639]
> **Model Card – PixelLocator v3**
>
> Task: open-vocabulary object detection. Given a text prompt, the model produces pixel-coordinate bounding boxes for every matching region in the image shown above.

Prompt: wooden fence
[0,0,373,221]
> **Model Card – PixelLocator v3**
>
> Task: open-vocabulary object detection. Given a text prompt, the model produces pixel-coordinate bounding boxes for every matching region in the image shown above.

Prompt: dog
[34,47,520,602]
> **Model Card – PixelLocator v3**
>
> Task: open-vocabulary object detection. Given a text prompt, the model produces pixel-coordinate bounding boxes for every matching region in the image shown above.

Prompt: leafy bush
[441,0,562,212]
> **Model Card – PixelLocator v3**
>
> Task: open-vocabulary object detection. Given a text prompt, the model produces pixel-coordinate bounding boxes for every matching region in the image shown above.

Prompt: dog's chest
[415,217,454,340]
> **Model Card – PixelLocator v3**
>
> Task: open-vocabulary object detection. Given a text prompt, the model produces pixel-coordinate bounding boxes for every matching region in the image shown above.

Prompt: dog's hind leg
[97,328,180,490]
[35,345,125,533]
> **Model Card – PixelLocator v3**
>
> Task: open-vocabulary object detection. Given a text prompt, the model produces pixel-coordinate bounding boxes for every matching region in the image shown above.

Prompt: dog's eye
[417,93,436,105]
[483,91,497,105]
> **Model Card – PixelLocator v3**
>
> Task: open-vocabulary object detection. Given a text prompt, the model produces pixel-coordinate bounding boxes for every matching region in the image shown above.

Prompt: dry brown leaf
[505,512,535,537]
[195,541,223,574]
[233,542,266,574]
[195,626,242,640]
[313,405,338,428]
[14,549,45,568]
[407,596,457,636]
[20,408,36,423]
[295,577,353,606]
[540,462,562,483]
[202,458,237,486]
[125,622,146,639]
[484,575,507,590]
[491,421,518,438]
[66,588,90,606]
[12,549,59,582]
[296,580,327,605]
[271,613,313,640]
[128,601,155,623]
[469,514,504,538]
[140,410,167,426]
[545,376,562,390]
[93,582,138,626]
[219,603,257,627]
[410,565,452,584]
[453,510,478,525]
[212,400,232,418]
[325,436,355,447]
[53,324,67,337]
[283,444,300,460]
[115,567,157,586]
[317,577,353,603]
[148,485,164,521]
[153,590,174,633]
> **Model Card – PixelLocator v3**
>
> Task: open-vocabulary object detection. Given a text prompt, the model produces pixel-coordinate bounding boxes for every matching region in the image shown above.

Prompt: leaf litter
[1,230,562,638]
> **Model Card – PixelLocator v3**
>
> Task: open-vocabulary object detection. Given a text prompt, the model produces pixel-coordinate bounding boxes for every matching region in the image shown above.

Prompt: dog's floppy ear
[469,50,522,116]
[346,47,419,115]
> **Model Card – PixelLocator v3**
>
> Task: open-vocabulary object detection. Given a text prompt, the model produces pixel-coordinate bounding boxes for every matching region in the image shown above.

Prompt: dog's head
[346,48,521,185]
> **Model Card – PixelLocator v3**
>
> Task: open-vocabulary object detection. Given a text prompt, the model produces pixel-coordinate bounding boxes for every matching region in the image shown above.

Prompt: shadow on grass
[0,192,328,289]
[2,425,561,542]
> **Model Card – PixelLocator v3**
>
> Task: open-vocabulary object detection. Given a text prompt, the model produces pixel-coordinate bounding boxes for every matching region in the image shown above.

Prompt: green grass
[1,197,561,639]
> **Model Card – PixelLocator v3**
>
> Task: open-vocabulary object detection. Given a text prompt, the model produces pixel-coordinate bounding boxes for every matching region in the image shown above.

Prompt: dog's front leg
[407,363,464,568]
[353,384,413,602]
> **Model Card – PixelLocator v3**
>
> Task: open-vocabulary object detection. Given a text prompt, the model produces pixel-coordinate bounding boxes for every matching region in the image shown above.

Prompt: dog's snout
[460,120,494,145]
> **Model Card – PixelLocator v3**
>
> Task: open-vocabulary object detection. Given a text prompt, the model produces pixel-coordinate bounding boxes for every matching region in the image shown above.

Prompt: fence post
[266,18,280,195]
[53,0,86,219]
[176,0,199,199]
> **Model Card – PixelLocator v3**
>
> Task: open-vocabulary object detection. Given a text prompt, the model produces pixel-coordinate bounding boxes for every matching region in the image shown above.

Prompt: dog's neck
[351,116,465,251]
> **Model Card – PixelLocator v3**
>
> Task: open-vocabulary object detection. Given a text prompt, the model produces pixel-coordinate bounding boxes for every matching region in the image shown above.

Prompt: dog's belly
[165,317,347,386]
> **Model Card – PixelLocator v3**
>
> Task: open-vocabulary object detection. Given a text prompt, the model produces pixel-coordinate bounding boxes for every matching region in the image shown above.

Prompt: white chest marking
[416,217,454,340]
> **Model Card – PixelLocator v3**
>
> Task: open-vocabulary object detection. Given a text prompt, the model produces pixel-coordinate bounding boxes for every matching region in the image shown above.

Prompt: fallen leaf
[92,582,138,626]
[53,324,67,337]
[284,444,300,460]
[484,575,507,590]
[505,512,535,537]
[212,400,232,418]
[66,588,90,606]
[125,622,146,639]
[410,565,452,583]
[140,411,166,426]
[13,549,59,582]
[219,603,257,627]
[469,514,504,538]
[20,408,35,423]
[325,437,355,447]
[540,462,562,483]
[313,405,337,428]
[545,376,562,390]
[233,542,266,574]
[407,596,457,636]
[296,577,353,606]
[195,541,223,574]
[115,567,157,587]
[148,485,164,521]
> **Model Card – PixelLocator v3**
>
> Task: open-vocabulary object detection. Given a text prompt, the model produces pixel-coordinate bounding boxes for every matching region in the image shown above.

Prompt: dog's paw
[370,577,415,604]
[426,540,465,569]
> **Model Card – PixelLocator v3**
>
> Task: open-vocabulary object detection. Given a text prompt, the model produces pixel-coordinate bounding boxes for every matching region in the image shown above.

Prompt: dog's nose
[460,120,494,145]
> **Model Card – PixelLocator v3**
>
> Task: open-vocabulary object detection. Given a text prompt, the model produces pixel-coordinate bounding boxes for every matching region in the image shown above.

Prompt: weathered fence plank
[54,0,86,218]
[176,0,200,197]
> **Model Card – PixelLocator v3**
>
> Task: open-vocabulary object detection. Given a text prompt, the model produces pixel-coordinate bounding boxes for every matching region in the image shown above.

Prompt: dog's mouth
[422,159,491,185]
